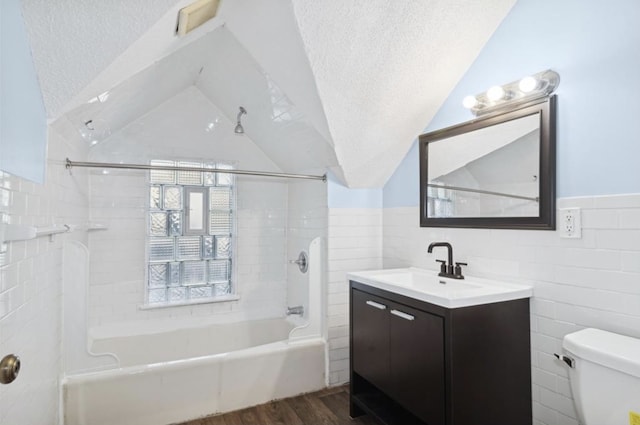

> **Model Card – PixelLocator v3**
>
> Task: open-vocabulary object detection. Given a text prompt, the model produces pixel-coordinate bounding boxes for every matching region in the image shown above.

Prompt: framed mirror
[419,96,556,230]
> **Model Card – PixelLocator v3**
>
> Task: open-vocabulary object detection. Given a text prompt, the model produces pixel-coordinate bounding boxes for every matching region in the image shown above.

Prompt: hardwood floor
[176,385,376,425]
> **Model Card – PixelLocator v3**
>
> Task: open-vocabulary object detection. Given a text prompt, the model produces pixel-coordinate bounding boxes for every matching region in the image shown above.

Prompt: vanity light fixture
[463,69,560,116]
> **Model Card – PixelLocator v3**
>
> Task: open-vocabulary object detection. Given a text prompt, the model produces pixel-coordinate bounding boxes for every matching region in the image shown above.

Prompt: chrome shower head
[234,106,247,134]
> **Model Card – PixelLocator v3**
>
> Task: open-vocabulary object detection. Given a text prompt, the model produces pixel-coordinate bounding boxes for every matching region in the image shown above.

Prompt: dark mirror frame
[419,95,556,230]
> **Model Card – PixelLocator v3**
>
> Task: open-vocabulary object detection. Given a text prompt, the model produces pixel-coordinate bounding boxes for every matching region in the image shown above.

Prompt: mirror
[420,96,556,229]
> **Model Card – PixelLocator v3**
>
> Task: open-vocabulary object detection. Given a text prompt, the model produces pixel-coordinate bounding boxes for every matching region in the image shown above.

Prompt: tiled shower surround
[286,178,328,318]
[0,87,327,423]
[85,89,294,329]
[0,128,89,425]
[87,172,289,328]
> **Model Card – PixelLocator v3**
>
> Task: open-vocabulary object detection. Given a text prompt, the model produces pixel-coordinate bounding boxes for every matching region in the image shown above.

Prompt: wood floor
[176,385,376,425]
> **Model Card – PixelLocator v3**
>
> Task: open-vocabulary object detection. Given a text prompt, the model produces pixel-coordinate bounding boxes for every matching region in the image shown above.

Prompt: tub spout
[286,306,304,316]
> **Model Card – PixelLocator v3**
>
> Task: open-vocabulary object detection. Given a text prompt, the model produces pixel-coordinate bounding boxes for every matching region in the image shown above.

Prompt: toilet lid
[563,328,640,378]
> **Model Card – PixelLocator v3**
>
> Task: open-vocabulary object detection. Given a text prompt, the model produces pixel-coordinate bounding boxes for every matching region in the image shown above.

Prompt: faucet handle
[454,262,467,278]
[435,259,447,274]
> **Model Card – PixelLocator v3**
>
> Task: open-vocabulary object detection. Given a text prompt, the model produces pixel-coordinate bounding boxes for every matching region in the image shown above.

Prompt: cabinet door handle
[390,309,415,321]
[366,300,387,310]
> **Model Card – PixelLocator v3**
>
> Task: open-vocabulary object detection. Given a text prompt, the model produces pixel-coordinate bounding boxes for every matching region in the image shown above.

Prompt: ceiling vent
[177,0,220,36]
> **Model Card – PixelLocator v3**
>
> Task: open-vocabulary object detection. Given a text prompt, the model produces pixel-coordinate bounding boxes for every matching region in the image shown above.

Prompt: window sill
[139,294,240,310]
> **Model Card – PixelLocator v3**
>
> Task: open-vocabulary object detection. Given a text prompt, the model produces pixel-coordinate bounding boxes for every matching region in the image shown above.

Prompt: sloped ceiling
[291,0,516,187]
[26,0,516,188]
[21,0,184,118]
[57,26,341,177]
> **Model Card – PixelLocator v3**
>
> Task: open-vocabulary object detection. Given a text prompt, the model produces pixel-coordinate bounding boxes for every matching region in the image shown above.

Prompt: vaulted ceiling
[22,0,516,187]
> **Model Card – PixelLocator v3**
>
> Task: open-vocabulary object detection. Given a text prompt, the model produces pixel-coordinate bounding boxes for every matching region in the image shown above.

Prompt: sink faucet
[427,242,466,280]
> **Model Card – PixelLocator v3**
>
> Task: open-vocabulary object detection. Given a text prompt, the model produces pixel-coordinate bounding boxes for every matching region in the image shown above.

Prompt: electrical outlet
[559,208,582,238]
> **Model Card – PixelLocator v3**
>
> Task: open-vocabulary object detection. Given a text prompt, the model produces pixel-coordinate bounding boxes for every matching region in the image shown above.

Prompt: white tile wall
[85,89,292,331]
[286,176,328,314]
[383,194,640,425]
[327,208,382,385]
[0,126,89,425]
[87,181,291,329]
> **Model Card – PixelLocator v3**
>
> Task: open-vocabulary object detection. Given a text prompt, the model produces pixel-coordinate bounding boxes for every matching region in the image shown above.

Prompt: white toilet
[562,328,640,425]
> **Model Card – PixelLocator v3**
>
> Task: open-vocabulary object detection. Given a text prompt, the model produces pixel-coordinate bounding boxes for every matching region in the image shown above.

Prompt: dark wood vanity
[349,280,532,425]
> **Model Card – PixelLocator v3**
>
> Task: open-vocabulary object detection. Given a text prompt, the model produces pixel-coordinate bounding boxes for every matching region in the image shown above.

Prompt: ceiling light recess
[463,69,560,116]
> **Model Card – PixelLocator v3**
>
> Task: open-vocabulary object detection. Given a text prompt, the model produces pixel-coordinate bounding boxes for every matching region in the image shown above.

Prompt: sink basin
[346,268,532,308]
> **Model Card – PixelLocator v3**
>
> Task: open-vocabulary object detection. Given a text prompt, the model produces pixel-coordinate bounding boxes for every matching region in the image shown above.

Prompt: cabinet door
[351,289,390,393]
[389,302,445,425]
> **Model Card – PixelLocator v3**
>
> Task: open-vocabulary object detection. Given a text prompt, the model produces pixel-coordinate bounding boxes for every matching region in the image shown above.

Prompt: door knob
[0,354,21,384]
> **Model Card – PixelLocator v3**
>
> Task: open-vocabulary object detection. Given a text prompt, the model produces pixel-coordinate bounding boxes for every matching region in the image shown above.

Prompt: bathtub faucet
[286,306,304,316]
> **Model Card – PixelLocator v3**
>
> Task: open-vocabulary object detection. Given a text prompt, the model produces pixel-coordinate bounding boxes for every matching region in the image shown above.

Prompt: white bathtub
[63,318,326,425]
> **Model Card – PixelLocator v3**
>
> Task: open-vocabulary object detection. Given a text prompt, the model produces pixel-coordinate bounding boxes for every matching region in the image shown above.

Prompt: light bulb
[487,86,506,101]
[519,76,538,93]
[462,95,478,109]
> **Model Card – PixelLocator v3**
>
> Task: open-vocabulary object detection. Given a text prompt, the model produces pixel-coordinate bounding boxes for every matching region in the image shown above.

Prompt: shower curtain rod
[65,159,327,182]
[427,183,539,202]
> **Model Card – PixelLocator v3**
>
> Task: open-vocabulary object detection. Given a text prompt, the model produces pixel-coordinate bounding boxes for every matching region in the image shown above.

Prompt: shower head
[234,106,247,134]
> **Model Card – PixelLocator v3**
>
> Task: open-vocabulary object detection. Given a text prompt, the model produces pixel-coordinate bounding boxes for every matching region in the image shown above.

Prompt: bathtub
[63,318,326,425]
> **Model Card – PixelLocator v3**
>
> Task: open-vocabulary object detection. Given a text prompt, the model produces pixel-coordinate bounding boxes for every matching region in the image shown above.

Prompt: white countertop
[347,267,532,309]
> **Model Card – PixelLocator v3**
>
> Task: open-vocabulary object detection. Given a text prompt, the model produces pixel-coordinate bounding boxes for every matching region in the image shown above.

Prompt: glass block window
[426,181,455,218]
[147,160,235,305]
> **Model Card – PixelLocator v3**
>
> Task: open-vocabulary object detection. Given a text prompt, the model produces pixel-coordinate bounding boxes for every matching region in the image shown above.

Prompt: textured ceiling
[61,0,226,118]
[21,0,184,118]
[27,0,516,188]
[291,0,516,187]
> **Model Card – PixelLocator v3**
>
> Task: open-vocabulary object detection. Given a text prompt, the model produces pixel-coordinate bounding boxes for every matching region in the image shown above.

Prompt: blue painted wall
[0,0,47,183]
[384,0,640,207]
[327,172,383,209]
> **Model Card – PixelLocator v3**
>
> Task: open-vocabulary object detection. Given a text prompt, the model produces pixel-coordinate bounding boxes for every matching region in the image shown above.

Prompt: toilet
[562,328,640,425]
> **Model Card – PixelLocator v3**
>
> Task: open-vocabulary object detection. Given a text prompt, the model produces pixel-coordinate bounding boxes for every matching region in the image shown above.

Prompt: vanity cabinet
[351,290,391,393]
[350,280,531,425]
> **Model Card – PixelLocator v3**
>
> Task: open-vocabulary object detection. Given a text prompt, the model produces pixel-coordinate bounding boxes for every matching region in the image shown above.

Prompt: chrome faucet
[427,242,466,280]
[286,305,304,316]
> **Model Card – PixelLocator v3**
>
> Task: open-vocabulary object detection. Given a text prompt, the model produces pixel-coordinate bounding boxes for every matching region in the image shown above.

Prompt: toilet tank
[563,328,640,425]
